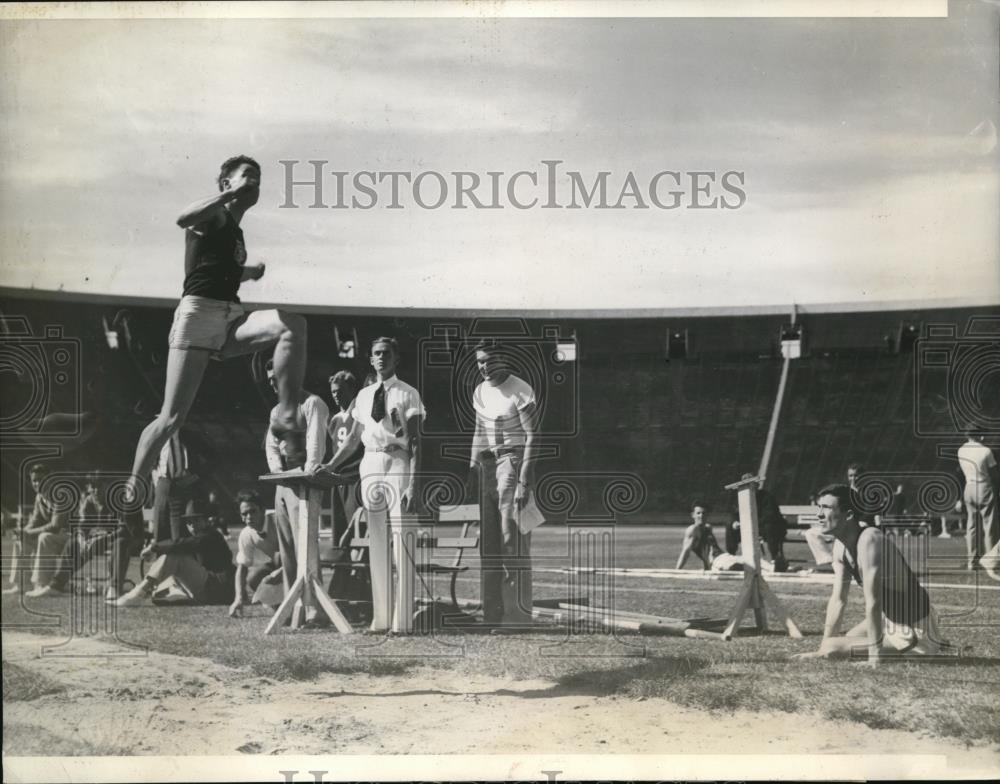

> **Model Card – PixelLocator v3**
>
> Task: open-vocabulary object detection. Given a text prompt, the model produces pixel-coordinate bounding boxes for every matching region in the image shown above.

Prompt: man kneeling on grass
[793,484,951,667]
[114,499,234,608]
[228,489,283,618]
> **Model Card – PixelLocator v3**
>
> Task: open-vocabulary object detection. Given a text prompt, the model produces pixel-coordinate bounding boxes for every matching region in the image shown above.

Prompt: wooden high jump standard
[723,474,803,641]
[259,470,354,635]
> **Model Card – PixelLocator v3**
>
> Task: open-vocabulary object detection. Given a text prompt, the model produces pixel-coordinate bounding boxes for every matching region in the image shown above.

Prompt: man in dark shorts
[126,155,307,504]
[793,484,950,666]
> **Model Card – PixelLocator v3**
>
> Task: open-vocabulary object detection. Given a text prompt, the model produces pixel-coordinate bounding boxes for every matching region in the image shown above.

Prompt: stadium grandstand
[2,287,995,526]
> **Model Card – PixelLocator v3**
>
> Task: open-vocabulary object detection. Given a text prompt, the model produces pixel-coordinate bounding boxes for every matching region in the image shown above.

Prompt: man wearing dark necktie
[315,337,425,633]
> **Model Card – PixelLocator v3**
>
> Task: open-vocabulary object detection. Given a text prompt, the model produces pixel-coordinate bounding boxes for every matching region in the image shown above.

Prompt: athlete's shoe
[114,590,152,607]
[980,552,1000,582]
[2,584,20,595]
[105,586,119,601]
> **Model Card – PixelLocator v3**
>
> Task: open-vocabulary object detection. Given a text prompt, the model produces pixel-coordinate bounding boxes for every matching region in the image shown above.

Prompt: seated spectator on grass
[228,489,282,617]
[726,474,789,572]
[4,464,71,597]
[676,502,723,569]
[206,488,234,537]
[114,499,235,607]
[793,484,953,666]
[48,472,117,596]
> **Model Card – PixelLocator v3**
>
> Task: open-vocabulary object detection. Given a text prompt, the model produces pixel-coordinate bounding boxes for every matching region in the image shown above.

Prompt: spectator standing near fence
[957,428,999,574]
[467,340,538,625]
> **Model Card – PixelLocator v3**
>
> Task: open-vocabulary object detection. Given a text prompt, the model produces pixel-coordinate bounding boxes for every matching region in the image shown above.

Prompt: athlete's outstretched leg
[128,347,212,501]
[222,308,307,432]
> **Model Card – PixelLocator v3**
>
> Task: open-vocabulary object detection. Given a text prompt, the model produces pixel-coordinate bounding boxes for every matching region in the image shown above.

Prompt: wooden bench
[316,504,481,610]
[779,505,820,542]
[417,504,480,609]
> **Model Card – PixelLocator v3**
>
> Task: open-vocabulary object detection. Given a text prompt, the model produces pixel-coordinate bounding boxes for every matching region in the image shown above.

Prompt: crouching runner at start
[794,484,951,667]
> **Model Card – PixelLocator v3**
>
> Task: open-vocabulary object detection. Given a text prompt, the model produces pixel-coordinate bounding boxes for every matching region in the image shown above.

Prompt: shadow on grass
[3,723,94,756]
[304,656,710,700]
[2,661,66,702]
[499,656,709,699]
[927,655,1000,668]
[248,654,412,682]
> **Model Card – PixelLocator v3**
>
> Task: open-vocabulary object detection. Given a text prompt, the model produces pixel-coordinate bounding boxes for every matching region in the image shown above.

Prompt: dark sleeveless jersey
[841,522,930,626]
[327,409,364,479]
[182,210,246,302]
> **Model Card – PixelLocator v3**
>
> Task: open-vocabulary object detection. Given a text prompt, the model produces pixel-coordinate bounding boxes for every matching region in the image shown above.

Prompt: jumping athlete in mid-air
[126,156,308,502]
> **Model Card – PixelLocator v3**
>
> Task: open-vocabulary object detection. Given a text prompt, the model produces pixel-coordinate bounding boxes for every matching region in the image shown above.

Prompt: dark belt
[368,444,409,455]
[482,446,524,460]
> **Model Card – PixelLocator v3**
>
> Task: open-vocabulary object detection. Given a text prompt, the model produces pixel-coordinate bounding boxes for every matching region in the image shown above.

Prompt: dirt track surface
[4,631,999,773]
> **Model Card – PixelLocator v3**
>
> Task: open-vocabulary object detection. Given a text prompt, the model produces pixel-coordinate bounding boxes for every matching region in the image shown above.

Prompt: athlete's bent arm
[240,263,265,282]
[404,415,423,514]
[676,526,695,570]
[316,418,362,475]
[176,175,258,230]
[793,554,851,660]
[515,402,537,510]
[265,424,284,474]
[229,563,248,617]
[821,555,851,642]
[859,534,884,667]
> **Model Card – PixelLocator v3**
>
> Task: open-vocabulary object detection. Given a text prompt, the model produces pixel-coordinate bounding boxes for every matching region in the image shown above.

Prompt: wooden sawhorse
[259,470,353,635]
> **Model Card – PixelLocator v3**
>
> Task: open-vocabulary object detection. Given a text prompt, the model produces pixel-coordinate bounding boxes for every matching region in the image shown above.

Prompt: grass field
[3,525,999,757]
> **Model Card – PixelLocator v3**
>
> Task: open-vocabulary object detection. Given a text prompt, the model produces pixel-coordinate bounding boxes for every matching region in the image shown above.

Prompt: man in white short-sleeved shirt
[229,489,281,617]
[316,337,425,633]
[957,428,999,576]
[468,340,537,625]
[264,361,329,600]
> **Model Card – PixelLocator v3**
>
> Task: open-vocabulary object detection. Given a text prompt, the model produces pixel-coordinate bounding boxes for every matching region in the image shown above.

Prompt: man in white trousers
[316,337,424,633]
[957,427,999,577]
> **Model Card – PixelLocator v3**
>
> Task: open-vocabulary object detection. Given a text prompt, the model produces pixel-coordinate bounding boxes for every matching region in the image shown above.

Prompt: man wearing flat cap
[114,497,235,607]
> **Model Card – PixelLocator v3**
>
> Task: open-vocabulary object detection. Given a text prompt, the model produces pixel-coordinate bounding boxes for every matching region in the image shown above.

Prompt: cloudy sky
[0,1,997,311]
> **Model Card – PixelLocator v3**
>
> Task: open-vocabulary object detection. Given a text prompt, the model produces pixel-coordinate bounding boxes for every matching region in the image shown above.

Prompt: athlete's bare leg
[220,308,307,433]
[128,347,213,500]
[129,308,305,499]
